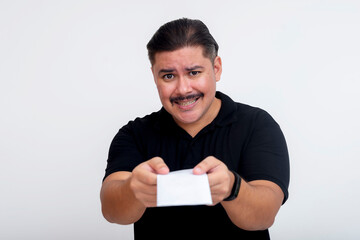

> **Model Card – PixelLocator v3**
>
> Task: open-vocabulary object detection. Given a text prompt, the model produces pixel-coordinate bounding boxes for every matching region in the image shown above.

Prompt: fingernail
[159,167,169,174]
[193,167,202,174]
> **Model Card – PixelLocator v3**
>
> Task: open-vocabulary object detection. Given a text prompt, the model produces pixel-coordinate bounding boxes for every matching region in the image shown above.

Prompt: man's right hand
[130,157,169,207]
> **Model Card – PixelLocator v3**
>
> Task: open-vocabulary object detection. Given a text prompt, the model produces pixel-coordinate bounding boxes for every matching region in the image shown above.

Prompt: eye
[163,74,174,80]
[189,71,200,76]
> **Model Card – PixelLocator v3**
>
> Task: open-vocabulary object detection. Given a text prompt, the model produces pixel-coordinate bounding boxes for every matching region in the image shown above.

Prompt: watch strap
[223,170,241,201]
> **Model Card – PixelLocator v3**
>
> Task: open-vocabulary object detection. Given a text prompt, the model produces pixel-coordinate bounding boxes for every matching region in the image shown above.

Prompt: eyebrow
[185,65,204,71]
[158,65,204,76]
[158,69,175,76]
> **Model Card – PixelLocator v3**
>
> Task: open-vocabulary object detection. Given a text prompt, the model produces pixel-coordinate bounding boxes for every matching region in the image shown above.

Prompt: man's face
[151,46,222,130]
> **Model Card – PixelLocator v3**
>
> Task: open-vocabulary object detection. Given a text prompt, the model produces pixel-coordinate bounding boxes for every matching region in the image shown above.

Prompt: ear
[213,56,222,82]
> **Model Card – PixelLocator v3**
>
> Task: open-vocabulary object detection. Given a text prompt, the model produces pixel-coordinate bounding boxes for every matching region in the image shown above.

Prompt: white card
[157,169,212,207]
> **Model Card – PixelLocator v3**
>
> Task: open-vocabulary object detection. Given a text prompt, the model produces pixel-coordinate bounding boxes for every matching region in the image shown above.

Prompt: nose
[176,75,192,95]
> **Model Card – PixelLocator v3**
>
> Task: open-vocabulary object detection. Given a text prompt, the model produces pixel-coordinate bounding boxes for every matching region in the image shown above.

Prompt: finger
[207,169,230,187]
[208,175,222,188]
[148,157,170,175]
[131,181,157,195]
[209,172,233,201]
[135,157,168,185]
[211,195,223,206]
[205,192,223,206]
[142,185,157,195]
[209,182,229,197]
[134,166,158,185]
[193,156,220,175]
[135,192,157,207]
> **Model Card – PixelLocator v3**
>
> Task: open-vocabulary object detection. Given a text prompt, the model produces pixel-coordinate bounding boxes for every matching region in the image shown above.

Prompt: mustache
[170,93,204,103]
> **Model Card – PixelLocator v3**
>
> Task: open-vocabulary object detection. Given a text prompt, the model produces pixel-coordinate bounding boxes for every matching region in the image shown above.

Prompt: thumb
[193,156,218,175]
[148,157,169,175]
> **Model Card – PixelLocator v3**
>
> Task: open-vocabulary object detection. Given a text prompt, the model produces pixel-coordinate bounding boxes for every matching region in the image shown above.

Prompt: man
[101,18,289,239]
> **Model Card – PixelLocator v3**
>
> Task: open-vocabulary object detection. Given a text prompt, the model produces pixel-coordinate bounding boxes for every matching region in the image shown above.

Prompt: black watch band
[223,170,241,201]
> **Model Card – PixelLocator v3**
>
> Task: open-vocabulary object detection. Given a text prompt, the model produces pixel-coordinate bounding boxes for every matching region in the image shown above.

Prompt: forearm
[221,179,283,231]
[100,175,146,225]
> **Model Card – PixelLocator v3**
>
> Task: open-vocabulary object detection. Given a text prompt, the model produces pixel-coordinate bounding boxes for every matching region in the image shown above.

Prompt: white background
[1,0,359,239]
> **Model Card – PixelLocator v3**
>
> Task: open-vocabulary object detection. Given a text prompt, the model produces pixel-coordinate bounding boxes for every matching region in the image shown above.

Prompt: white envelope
[157,169,212,207]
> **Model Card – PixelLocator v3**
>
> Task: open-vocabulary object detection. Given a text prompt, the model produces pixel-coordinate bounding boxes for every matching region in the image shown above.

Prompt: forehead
[153,46,210,69]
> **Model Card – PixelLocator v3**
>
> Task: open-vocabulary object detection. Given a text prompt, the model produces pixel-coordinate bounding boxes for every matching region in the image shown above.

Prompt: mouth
[177,99,198,106]
[170,93,204,108]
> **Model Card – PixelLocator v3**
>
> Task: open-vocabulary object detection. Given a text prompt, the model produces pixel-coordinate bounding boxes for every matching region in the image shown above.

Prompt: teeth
[178,99,196,106]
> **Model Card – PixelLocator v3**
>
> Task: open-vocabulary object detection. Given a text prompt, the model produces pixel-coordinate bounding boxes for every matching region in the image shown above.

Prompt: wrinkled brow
[185,65,204,71]
[158,65,204,76]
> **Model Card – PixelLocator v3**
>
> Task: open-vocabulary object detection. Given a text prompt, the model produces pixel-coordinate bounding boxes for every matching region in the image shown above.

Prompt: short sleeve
[240,110,290,203]
[103,122,144,181]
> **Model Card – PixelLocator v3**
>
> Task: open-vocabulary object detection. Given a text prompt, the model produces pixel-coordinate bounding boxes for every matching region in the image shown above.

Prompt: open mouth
[170,93,204,107]
[177,98,198,106]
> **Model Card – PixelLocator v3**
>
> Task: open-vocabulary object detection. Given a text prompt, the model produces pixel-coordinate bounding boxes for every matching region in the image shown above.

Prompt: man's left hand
[193,156,235,205]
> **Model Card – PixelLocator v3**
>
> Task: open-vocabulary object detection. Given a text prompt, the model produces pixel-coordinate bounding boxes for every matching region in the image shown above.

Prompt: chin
[175,113,200,125]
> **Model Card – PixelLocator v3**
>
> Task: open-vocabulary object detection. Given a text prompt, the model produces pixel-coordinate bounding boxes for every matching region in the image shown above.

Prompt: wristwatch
[223,170,241,201]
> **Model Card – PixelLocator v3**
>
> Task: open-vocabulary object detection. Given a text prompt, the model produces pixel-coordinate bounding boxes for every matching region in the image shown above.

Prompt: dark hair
[146,18,219,65]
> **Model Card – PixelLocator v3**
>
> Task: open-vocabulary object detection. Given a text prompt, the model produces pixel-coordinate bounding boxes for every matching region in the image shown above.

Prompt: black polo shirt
[104,91,290,240]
